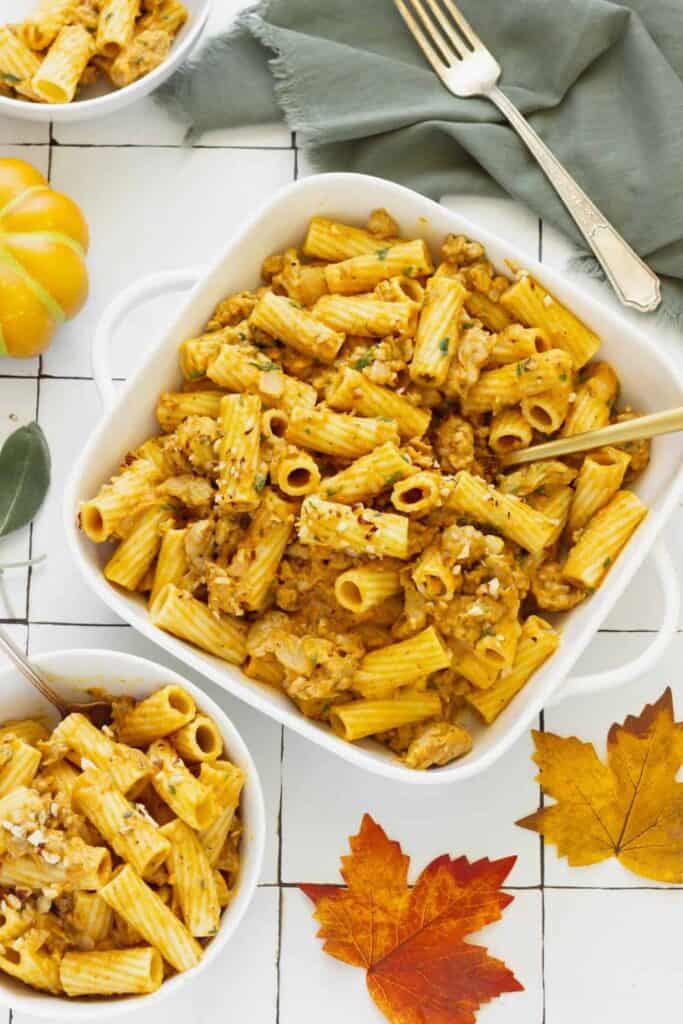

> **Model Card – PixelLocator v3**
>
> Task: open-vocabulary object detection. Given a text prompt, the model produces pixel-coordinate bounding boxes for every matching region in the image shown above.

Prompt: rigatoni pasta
[80,207,651,771]
[0,684,245,998]
[1,0,188,104]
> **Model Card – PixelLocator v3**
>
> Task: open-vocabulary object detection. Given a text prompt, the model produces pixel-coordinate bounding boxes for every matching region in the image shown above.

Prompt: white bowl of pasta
[0,647,265,1017]
[0,0,211,122]
[64,173,683,784]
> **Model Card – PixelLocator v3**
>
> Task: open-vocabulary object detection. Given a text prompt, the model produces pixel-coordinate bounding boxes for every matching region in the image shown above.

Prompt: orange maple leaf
[517,688,683,882]
[301,815,522,1024]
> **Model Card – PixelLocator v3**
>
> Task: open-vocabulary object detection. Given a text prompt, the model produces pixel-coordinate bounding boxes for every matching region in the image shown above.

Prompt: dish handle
[548,539,679,707]
[92,267,204,411]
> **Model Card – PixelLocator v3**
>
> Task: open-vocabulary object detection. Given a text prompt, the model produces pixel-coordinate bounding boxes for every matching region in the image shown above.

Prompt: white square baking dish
[64,173,683,784]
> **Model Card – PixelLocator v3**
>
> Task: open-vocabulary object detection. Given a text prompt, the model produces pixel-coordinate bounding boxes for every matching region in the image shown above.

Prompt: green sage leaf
[0,423,51,538]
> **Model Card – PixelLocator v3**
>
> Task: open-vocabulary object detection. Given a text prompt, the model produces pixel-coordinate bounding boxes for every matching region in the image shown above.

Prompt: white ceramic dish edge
[64,173,683,785]
[0,0,211,123]
[0,648,265,1019]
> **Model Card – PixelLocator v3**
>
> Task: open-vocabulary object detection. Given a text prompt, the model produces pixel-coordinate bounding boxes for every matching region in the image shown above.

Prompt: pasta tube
[50,712,151,794]
[465,290,512,332]
[324,239,433,295]
[100,865,202,972]
[117,685,195,746]
[160,819,220,937]
[73,767,171,879]
[149,584,247,665]
[303,216,399,260]
[20,0,74,50]
[561,361,618,436]
[412,545,458,601]
[0,838,111,891]
[527,485,574,548]
[391,471,443,516]
[33,24,94,104]
[330,693,441,741]
[250,291,344,363]
[488,324,551,365]
[489,408,533,455]
[80,457,162,542]
[298,496,409,559]
[0,938,61,994]
[222,489,297,613]
[326,367,431,439]
[198,761,244,866]
[447,471,558,555]
[467,616,559,723]
[475,616,521,671]
[334,565,402,614]
[71,892,113,946]
[567,446,631,539]
[521,383,571,434]
[216,394,261,511]
[156,391,225,432]
[147,738,217,830]
[500,275,600,367]
[96,0,139,57]
[104,505,172,591]
[320,442,416,504]
[206,344,316,412]
[150,527,189,605]
[286,406,399,459]
[498,460,577,497]
[60,948,163,997]
[270,445,321,497]
[563,490,647,589]
[410,276,468,386]
[355,627,452,698]
[314,295,417,337]
[461,349,573,415]
[170,714,222,762]
[0,737,41,797]
[0,719,49,745]
[0,27,42,99]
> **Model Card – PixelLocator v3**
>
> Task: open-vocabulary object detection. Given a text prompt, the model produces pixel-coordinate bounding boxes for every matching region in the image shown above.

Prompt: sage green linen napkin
[158,0,683,324]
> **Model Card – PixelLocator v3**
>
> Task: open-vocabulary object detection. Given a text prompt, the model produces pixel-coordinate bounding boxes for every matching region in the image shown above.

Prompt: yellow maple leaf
[517,688,683,882]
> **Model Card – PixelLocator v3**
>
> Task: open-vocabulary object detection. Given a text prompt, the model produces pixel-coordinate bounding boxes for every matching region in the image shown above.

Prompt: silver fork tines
[393,0,662,312]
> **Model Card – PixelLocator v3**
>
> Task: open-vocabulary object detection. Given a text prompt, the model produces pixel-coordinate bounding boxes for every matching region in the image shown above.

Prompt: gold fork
[394,0,661,314]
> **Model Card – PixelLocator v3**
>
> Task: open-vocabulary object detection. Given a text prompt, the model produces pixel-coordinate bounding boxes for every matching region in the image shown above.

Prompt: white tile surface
[0,378,37,620]
[282,726,541,886]
[545,889,683,1024]
[44,146,295,377]
[28,379,120,624]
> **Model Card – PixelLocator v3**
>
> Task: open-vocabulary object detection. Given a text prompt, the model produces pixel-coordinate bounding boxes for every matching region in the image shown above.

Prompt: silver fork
[395,0,661,313]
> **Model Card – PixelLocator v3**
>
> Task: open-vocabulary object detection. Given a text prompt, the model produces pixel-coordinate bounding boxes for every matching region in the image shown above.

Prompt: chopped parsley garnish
[461,319,474,329]
[384,472,402,487]
[352,347,377,371]
[249,359,280,373]
[603,557,611,568]
[376,247,390,261]
[559,372,568,382]
[403,266,415,277]
[1,73,21,84]
[254,473,267,492]
[438,337,450,355]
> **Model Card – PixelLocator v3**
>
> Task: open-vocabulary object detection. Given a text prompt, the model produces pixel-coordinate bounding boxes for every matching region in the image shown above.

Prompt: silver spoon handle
[488,86,662,313]
[0,625,69,717]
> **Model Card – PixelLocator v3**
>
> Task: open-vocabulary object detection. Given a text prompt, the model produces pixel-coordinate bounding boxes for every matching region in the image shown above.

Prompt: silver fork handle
[488,86,661,313]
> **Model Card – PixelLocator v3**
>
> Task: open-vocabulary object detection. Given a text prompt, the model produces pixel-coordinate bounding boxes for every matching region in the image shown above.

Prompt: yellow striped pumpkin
[0,157,89,359]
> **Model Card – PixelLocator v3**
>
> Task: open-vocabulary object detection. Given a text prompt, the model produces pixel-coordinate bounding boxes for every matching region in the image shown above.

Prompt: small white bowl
[0,648,265,1018]
[0,0,211,123]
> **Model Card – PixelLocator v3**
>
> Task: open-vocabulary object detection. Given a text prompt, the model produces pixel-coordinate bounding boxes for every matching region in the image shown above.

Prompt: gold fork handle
[488,85,661,314]
[0,625,70,717]
[501,406,683,467]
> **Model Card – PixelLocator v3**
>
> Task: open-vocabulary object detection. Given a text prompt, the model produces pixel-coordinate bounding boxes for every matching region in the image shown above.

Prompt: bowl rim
[0,646,265,1019]
[64,171,683,786]
[0,1,211,121]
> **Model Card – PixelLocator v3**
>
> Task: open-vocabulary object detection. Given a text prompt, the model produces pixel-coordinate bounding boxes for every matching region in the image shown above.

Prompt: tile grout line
[274,725,285,1024]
